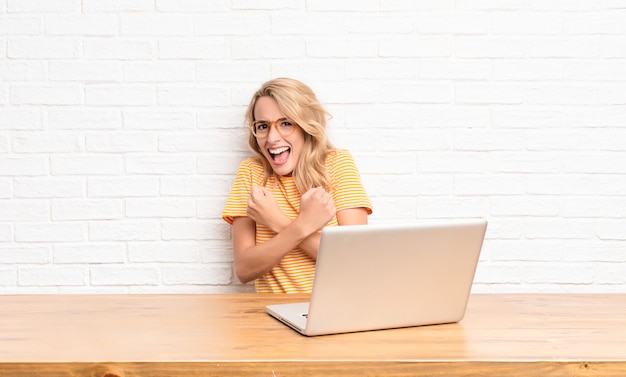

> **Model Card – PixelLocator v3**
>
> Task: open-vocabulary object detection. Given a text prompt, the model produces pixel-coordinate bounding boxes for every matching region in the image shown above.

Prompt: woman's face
[253,96,305,177]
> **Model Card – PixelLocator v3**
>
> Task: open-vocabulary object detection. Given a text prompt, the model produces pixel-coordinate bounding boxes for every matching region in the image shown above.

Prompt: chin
[273,165,295,177]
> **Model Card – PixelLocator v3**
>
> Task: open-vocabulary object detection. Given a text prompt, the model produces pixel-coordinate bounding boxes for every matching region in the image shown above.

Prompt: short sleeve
[222,158,261,224]
[328,150,373,215]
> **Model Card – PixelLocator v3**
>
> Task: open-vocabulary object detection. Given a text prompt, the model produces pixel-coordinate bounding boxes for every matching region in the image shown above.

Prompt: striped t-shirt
[222,149,373,293]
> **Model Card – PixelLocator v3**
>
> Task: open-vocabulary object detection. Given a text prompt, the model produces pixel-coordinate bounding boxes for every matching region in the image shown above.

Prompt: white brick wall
[1,1,625,293]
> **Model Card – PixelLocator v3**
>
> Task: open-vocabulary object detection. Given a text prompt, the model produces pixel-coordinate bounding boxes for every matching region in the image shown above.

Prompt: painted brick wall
[1,0,625,293]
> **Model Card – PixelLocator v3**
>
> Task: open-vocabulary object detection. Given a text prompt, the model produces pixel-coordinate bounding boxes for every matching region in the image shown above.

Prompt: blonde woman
[222,78,372,293]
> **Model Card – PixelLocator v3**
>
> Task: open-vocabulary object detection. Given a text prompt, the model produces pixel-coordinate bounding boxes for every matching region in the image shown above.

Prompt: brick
[11,84,82,105]
[417,12,490,34]
[161,219,215,240]
[123,61,195,82]
[530,0,600,11]
[0,267,16,285]
[82,0,155,12]
[415,196,490,218]
[50,155,123,175]
[88,221,159,242]
[0,245,50,263]
[0,157,48,176]
[493,60,564,81]
[593,263,626,284]
[382,83,453,103]
[157,86,230,107]
[596,219,626,240]
[345,60,417,80]
[86,132,155,153]
[529,38,599,58]
[125,154,196,175]
[45,15,118,36]
[125,198,196,218]
[601,37,626,58]
[51,199,123,221]
[83,38,155,60]
[379,37,452,57]
[0,180,10,199]
[456,37,526,58]
[7,0,79,12]
[15,223,85,242]
[120,14,192,36]
[492,152,561,173]
[457,0,526,10]
[455,175,526,196]
[307,0,378,11]
[14,177,85,198]
[474,264,523,284]
[90,265,160,286]
[564,11,626,34]
[418,152,490,173]
[87,177,160,198]
[380,0,454,11]
[161,176,234,197]
[492,12,562,34]
[0,61,45,81]
[524,263,594,284]
[420,59,491,80]
[307,37,379,58]
[490,195,560,216]
[49,61,122,82]
[0,109,44,130]
[158,39,229,60]
[12,131,83,153]
[123,110,195,130]
[54,243,125,264]
[19,266,86,286]
[128,241,203,263]
[85,85,155,106]
[157,0,230,11]
[0,16,41,35]
[194,14,270,36]
[8,38,79,59]
[379,174,453,196]
[563,153,626,174]
[231,37,305,59]
[162,264,232,285]
[48,109,122,130]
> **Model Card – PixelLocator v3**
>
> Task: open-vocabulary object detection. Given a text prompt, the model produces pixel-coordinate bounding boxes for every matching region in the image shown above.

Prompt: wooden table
[1,294,625,376]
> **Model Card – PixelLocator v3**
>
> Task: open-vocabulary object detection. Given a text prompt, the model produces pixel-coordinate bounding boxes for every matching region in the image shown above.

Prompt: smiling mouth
[269,146,291,164]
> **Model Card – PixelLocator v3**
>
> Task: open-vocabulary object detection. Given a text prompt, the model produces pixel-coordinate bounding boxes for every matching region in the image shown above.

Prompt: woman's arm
[232,186,337,283]
[296,206,369,259]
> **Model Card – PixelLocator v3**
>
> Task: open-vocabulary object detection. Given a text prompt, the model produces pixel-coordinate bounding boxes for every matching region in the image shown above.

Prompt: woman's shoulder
[238,156,264,170]
[326,148,355,166]
[234,157,266,180]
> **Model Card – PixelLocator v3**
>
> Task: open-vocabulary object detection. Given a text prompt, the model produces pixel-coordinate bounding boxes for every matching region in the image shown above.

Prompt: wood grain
[1,294,625,376]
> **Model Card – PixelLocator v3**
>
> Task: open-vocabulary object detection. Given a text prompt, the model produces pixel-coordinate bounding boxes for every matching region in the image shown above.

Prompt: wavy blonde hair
[245,78,334,194]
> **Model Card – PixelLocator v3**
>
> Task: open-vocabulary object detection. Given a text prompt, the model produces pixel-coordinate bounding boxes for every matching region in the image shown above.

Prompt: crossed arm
[231,185,368,284]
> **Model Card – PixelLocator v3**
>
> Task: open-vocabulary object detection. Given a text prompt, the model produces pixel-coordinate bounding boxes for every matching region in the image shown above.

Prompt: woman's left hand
[246,185,289,231]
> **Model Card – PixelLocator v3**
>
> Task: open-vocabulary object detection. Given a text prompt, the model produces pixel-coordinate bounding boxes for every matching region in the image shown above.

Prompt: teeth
[269,147,290,155]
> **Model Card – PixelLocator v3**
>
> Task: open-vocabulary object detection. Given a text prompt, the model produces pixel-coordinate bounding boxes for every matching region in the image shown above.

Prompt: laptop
[266,219,487,336]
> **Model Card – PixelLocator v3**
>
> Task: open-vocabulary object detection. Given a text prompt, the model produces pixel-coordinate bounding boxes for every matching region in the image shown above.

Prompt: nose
[266,123,282,141]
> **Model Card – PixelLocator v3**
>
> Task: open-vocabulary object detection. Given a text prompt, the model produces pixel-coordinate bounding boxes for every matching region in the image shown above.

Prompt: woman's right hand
[296,187,336,234]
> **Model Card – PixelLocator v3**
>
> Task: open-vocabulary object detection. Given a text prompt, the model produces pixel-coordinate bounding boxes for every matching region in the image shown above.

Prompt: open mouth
[269,146,291,164]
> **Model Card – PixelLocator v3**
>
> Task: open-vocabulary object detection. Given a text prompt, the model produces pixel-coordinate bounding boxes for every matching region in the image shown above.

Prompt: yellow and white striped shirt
[222,149,372,293]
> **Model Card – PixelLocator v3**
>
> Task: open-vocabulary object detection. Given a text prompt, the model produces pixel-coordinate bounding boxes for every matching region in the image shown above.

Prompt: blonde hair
[245,78,333,194]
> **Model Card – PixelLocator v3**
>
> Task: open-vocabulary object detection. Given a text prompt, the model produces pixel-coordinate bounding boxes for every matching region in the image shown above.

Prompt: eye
[254,121,269,132]
[279,119,294,128]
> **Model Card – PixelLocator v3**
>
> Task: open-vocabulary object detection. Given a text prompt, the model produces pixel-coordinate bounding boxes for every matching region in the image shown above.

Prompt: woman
[222,78,372,293]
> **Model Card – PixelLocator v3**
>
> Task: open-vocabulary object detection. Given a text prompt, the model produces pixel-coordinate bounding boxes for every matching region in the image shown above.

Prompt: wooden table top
[1,293,625,376]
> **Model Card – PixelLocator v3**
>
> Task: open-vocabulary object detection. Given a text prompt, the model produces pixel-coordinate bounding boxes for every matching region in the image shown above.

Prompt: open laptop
[266,219,487,336]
